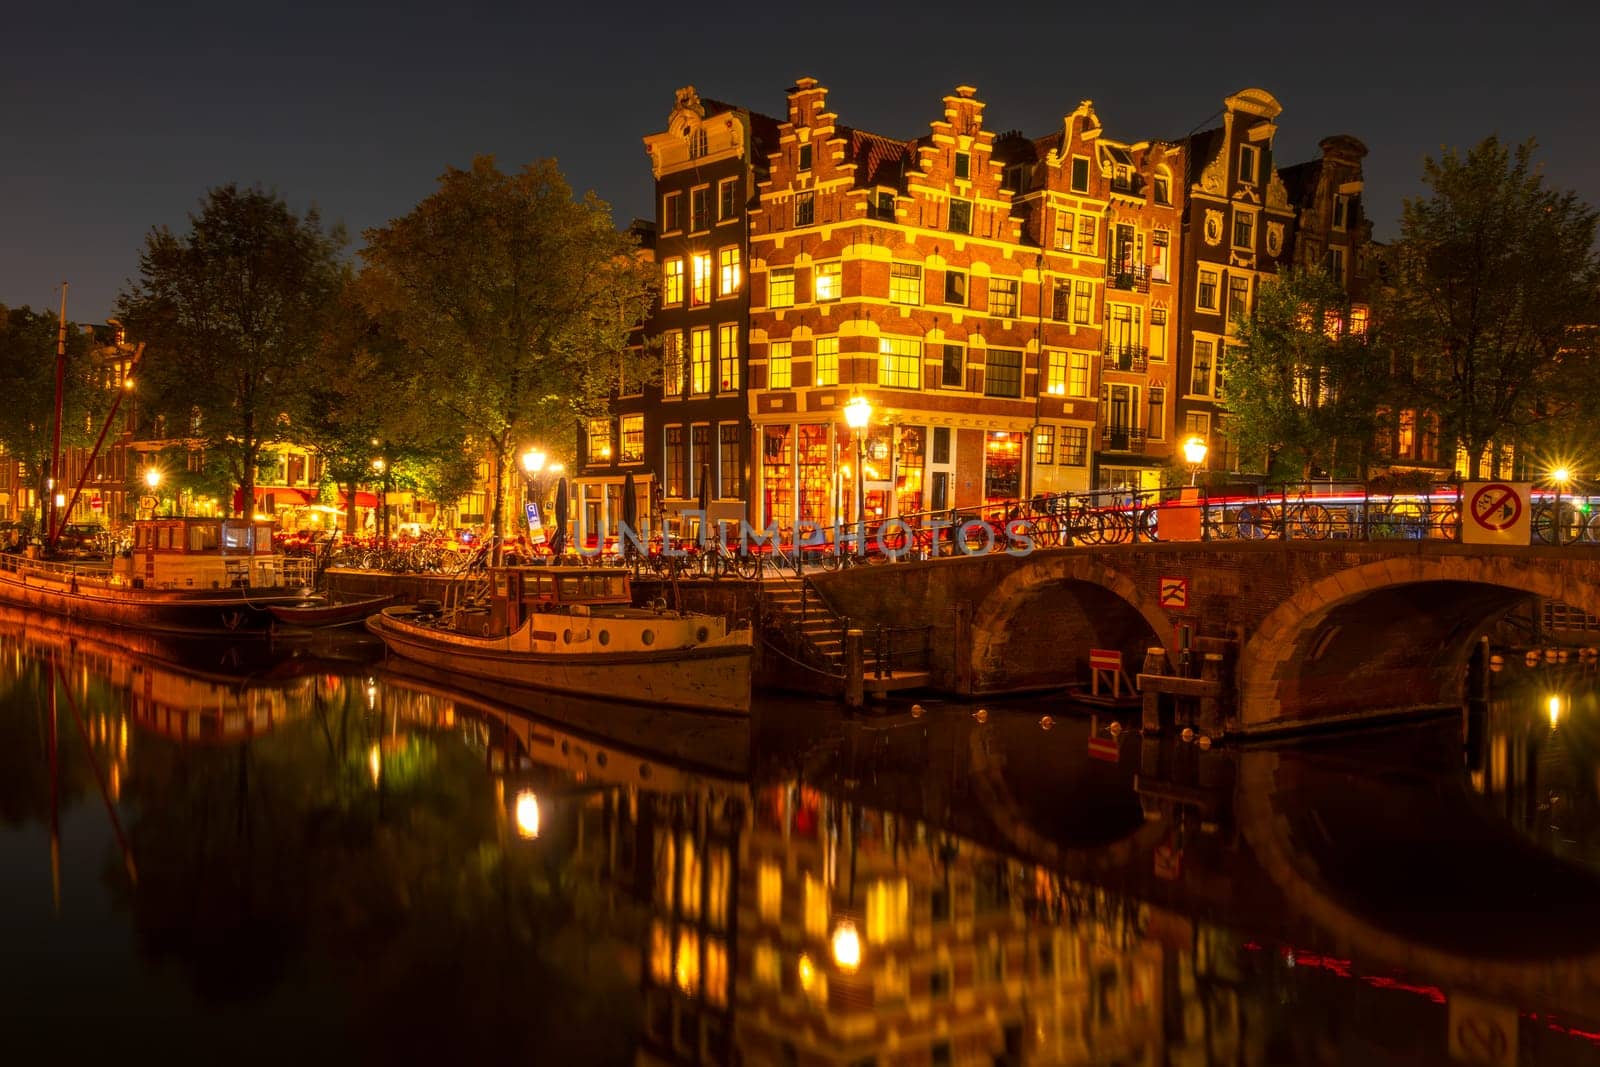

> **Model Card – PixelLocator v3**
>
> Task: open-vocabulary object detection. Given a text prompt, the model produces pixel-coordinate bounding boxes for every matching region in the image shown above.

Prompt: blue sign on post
[525,501,545,542]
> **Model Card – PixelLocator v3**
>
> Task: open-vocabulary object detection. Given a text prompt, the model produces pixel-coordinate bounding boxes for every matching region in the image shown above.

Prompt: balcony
[1101,343,1148,373]
[1106,264,1150,293]
[1099,426,1148,451]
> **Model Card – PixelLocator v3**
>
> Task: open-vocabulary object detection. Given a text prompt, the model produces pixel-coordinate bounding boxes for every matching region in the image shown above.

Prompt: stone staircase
[761,580,847,673]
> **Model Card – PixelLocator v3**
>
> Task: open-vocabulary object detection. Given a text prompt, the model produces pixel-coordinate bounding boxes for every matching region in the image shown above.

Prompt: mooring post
[844,628,865,709]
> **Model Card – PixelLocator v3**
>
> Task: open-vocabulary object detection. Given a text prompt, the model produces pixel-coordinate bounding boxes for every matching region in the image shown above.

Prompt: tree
[118,186,345,516]
[0,305,98,538]
[1222,268,1387,480]
[1382,138,1600,478]
[359,157,656,560]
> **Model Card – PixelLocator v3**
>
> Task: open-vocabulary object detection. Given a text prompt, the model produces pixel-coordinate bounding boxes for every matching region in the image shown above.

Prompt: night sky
[3,1,1597,322]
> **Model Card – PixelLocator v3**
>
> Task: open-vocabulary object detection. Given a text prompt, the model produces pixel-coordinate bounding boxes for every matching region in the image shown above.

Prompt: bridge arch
[968,551,1172,694]
[1240,553,1600,727]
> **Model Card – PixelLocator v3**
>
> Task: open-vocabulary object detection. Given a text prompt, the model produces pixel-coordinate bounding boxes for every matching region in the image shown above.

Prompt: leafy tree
[1222,268,1386,480]
[0,304,99,538]
[1381,138,1600,478]
[118,185,345,516]
[359,157,656,559]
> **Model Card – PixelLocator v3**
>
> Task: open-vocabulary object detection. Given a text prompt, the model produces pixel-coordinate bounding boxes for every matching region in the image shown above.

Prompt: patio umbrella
[552,477,568,555]
[622,470,638,534]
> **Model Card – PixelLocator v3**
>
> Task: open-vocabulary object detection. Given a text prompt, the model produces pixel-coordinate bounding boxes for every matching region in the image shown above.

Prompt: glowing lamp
[521,448,547,476]
[514,789,541,839]
[830,921,861,973]
[844,394,871,431]
[1551,466,1572,487]
[1183,436,1209,467]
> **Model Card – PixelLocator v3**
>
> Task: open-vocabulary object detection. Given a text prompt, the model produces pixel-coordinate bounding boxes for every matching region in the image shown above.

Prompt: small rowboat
[268,593,394,629]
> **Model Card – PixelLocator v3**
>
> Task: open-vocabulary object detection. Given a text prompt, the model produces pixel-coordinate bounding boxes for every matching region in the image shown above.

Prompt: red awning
[231,486,318,511]
[336,491,380,509]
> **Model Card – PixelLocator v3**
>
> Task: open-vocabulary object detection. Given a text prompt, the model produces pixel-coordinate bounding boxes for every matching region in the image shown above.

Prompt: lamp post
[844,395,871,530]
[1550,466,1572,546]
[520,447,547,546]
[1183,436,1209,487]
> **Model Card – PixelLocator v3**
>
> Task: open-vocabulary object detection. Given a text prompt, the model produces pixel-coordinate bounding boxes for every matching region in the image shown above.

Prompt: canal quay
[3,606,1599,1066]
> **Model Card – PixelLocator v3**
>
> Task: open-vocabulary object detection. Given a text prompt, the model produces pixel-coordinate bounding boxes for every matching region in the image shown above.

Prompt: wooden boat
[0,517,313,634]
[268,593,394,629]
[366,565,752,715]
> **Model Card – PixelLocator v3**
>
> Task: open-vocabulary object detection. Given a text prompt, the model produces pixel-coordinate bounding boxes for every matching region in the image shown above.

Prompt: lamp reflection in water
[514,789,541,839]
[797,953,817,992]
[830,919,861,973]
[1548,694,1564,730]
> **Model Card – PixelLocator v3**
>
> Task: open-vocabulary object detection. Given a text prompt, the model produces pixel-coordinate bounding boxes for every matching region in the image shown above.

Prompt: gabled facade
[574,87,780,543]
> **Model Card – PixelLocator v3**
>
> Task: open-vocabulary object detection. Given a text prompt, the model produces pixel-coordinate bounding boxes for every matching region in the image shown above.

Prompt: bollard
[844,628,865,710]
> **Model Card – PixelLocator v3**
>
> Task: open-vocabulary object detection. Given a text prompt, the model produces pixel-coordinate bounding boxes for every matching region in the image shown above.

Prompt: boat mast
[45,282,68,555]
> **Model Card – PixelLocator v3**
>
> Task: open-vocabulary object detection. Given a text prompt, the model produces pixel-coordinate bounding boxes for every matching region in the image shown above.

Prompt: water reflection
[2,617,1600,1064]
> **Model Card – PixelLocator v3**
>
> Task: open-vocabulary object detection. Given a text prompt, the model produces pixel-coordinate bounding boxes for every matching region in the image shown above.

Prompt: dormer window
[687,127,708,160]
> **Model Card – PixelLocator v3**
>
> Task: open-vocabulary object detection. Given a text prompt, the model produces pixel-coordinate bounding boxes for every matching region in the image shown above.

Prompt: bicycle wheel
[1286,503,1332,540]
[1235,504,1272,540]
[1428,504,1460,541]
[1029,515,1060,548]
[1092,510,1133,545]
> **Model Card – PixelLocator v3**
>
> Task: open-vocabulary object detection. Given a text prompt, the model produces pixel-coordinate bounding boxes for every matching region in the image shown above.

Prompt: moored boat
[268,593,394,629]
[365,565,752,714]
[0,517,313,634]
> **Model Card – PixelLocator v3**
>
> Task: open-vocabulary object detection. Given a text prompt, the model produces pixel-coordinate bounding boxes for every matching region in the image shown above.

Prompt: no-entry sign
[1462,482,1531,545]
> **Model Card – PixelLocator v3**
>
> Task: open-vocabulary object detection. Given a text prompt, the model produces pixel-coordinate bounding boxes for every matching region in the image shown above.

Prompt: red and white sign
[89,494,103,511]
[1087,736,1120,763]
[1462,482,1531,545]
[1089,648,1122,671]
[1158,576,1189,609]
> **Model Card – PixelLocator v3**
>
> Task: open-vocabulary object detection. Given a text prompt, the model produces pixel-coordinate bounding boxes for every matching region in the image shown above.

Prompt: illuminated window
[988,278,1018,318]
[1191,339,1216,395]
[718,177,739,221]
[1151,230,1170,283]
[661,331,684,397]
[621,415,643,463]
[1076,215,1096,255]
[662,258,684,305]
[815,337,839,387]
[678,834,702,920]
[754,943,780,987]
[718,247,741,296]
[690,254,711,306]
[866,878,908,942]
[1068,351,1090,397]
[705,937,728,1007]
[769,267,795,308]
[1061,426,1088,466]
[1035,426,1055,465]
[587,418,612,462]
[1233,211,1255,250]
[889,263,921,305]
[662,192,683,233]
[1045,350,1067,395]
[1150,308,1168,362]
[814,261,841,302]
[879,337,921,389]
[758,861,782,922]
[1053,210,1074,251]
[984,349,1023,398]
[651,921,673,985]
[1073,281,1093,325]
[948,198,972,235]
[1349,305,1369,337]
[675,928,700,995]
[804,874,829,940]
[1197,269,1220,312]
[718,323,740,392]
[691,186,710,230]
[941,344,964,389]
[690,327,711,396]
[768,340,792,389]
[795,192,814,227]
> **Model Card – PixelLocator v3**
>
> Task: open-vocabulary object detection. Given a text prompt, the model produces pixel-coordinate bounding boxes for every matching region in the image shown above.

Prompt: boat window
[189,524,220,552]
[221,523,252,550]
[255,524,274,552]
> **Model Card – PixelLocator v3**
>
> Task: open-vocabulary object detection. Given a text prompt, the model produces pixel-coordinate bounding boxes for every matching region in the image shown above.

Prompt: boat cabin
[125,517,290,590]
[490,566,632,633]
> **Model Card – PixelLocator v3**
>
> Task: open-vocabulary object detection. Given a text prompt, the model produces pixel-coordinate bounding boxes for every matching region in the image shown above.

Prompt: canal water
[1,612,1598,1065]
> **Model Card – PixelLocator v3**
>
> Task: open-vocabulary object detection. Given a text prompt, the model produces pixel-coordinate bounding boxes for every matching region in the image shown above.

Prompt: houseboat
[366,565,753,715]
[0,517,313,634]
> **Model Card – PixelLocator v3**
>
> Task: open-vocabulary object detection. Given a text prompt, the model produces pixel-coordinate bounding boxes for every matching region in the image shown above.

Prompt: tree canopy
[1222,268,1387,480]
[118,185,345,515]
[0,304,98,535]
[1381,137,1600,478]
[358,157,656,555]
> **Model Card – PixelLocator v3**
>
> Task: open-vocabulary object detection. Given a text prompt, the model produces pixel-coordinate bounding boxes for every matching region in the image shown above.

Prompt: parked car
[54,523,106,557]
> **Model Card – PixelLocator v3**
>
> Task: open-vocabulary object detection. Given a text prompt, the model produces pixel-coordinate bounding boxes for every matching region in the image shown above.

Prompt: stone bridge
[808,541,1600,732]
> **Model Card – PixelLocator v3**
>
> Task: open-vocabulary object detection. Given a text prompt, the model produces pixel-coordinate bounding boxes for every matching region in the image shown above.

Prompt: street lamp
[844,394,871,527]
[1183,436,1209,487]
[519,447,548,547]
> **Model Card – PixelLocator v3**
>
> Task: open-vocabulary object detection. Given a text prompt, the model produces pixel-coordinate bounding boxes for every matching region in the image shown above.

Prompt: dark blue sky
[3,1,1597,321]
